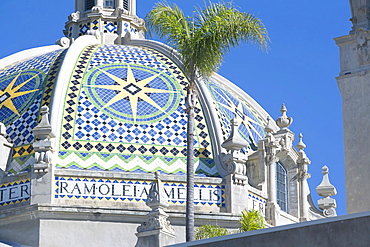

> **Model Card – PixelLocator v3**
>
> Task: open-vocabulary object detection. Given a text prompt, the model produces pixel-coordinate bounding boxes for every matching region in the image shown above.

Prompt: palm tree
[239,209,265,232]
[145,1,268,242]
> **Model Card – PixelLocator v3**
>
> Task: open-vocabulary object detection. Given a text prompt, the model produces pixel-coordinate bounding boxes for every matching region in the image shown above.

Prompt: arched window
[123,0,129,11]
[85,0,95,10]
[276,161,288,212]
[104,0,115,8]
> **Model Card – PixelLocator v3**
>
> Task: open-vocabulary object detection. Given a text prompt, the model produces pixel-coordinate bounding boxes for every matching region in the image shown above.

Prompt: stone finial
[146,171,169,209]
[135,172,175,247]
[221,119,249,152]
[137,172,174,234]
[275,104,293,129]
[33,106,55,173]
[264,116,274,134]
[33,106,54,140]
[316,166,337,217]
[296,133,306,151]
[296,133,310,179]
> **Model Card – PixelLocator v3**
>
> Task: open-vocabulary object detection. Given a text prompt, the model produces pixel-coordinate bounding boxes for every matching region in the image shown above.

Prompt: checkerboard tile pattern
[0,49,67,174]
[57,44,217,177]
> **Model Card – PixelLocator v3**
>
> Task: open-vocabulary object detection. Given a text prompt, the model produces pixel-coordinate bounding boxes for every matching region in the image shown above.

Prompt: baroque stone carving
[221,118,248,184]
[55,37,71,48]
[91,6,103,13]
[68,11,80,22]
[356,28,370,64]
[137,172,174,234]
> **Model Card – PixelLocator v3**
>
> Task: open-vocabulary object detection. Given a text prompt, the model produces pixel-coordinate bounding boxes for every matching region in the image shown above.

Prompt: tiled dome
[0,37,269,177]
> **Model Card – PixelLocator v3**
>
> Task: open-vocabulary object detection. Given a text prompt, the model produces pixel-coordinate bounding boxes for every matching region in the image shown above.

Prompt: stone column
[224,152,248,214]
[96,0,104,7]
[264,117,280,226]
[75,0,84,13]
[296,134,311,222]
[130,0,136,15]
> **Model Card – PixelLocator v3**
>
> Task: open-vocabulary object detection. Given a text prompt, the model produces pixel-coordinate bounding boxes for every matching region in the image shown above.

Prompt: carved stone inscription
[0,179,31,206]
[55,176,225,206]
[247,193,266,215]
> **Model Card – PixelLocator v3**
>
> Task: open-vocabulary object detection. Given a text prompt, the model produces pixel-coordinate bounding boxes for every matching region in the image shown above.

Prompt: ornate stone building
[335,0,370,214]
[0,0,336,246]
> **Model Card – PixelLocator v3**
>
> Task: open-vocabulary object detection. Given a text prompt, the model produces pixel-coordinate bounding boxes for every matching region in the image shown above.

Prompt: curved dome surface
[0,47,67,174]
[0,38,269,177]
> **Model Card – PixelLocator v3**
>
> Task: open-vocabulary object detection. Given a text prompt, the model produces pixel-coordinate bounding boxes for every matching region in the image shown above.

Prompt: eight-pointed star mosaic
[84,64,180,123]
[0,73,40,116]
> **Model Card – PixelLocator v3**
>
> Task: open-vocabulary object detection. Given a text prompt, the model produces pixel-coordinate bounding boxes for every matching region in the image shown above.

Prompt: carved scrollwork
[68,11,80,22]
[137,215,174,234]
[323,208,337,217]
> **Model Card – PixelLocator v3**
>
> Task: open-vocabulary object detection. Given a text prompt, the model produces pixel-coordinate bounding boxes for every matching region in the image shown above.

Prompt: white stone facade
[335,0,370,214]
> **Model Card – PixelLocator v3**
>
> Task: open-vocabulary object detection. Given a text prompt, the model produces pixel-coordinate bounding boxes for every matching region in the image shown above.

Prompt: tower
[335,0,370,214]
[65,0,145,44]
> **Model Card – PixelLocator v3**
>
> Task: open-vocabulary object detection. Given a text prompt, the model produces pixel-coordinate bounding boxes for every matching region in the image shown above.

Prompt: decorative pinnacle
[296,133,306,151]
[221,118,249,151]
[275,104,293,129]
[316,165,337,198]
[322,165,328,175]
[146,171,169,209]
[264,116,274,134]
[33,105,54,140]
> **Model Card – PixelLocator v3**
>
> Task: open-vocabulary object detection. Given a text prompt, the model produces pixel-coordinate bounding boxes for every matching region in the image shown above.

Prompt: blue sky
[0,0,351,215]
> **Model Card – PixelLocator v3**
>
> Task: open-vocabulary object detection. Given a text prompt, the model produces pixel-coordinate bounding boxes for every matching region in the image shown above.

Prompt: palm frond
[146,1,269,80]
[189,1,268,77]
[145,1,191,51]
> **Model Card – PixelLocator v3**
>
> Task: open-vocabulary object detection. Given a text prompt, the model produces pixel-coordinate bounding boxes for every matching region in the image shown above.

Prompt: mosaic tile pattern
[103,21,118,34]
[0,179,31,207]
[92,20,99,30]
[54,176,225,207]
[79,23,90,36]
[0,49,67,174]
[205,80,266,153]
[123,22,137,34]
[57,44,217,177]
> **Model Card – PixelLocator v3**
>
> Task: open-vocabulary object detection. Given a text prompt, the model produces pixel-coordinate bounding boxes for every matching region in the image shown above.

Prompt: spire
[316,166,337,217]
[296,133,306,150]
[221,118,249,152]
[64,0,145,44]
[135,172,175,247]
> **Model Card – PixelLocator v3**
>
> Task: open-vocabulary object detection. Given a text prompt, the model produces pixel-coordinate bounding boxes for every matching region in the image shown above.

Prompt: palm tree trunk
[186,72,197,242]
